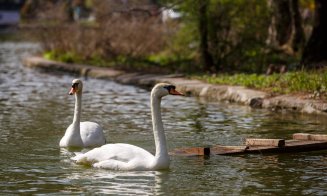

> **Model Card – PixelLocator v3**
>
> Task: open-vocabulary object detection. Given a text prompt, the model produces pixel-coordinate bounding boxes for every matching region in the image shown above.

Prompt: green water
[0,42,326,195]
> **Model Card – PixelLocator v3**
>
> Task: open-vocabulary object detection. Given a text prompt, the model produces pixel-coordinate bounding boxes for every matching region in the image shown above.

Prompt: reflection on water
[0,42,326,195]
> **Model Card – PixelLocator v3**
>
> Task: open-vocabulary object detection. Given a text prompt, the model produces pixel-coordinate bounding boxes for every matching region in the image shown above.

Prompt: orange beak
[69,87,76,95]
[169,89,184,96]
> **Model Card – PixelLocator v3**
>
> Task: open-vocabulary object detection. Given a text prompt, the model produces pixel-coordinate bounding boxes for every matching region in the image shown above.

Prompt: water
[0,42,326,195]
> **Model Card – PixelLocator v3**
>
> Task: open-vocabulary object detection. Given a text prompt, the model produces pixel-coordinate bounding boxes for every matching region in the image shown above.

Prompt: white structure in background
[161,7,182,23]
[0,0,23,27]
[0,11,20,26]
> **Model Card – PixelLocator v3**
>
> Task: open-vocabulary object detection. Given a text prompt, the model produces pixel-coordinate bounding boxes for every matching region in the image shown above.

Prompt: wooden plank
[293,133,327,141]
[309,134,327,141]
[170,133,327,156]
[245,140,327,154]
[245,138,285,147]
[169,147,210,156]
[211,145,248,155]
[170,140,327,156]
[293,133,311,140]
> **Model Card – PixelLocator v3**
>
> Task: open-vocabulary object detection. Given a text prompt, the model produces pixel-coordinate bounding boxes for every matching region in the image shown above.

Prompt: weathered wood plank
[245,138,285,147]
[293,133,327,141]
[309,134,327,141]
[210,145,248,155]
[293,133,311,140]
[226,140,327,155]
[169,147,210,156]
[170,134,327,156]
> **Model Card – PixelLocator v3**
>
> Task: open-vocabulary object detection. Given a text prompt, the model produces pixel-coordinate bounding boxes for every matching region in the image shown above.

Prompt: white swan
[72,83,184,170]
[60,79,106,148]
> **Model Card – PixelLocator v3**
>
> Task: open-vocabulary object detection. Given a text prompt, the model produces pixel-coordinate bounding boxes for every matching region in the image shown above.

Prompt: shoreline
[23,56,327,116]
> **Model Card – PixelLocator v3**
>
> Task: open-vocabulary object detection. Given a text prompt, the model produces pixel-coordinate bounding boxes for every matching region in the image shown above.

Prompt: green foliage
[158,0,273,72]
[167,23,199,60]
[43,51,56,60]
[43,51,81,63]
[44,50,112,67]
[40,0,312,75]
[146,28,201,72]
[194,70,327,97]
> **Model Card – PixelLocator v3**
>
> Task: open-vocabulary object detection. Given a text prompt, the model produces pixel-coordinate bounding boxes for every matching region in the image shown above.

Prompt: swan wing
[59,124,83,147]
[80,121,106,147]
[72,143,154,170]
[93,160,130,170]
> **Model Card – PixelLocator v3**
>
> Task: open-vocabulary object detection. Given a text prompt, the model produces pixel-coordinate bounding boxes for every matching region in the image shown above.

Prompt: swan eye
[72,83,79,89]
[163,85,175,91]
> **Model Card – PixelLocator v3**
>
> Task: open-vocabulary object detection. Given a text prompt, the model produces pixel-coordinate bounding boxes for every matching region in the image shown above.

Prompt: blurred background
[1,0,324,74]
[1,1,327,195]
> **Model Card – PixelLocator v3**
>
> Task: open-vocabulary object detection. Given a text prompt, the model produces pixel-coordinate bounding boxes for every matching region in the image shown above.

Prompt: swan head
[69,79,83,95]
[151,83,184,98]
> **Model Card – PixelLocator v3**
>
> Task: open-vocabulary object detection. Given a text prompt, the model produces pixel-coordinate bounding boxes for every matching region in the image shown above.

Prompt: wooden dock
[170,133,327,156]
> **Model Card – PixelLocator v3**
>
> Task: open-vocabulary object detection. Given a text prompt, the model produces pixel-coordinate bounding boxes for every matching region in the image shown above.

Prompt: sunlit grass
[44,51,327,99]
[192,70,327,98]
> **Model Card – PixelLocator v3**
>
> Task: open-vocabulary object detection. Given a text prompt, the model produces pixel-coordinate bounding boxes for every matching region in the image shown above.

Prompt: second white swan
[60,79,106,148]
[72,83,183,170]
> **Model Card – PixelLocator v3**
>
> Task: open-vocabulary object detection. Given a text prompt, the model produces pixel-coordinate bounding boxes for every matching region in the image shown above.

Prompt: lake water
[0,42,326,195]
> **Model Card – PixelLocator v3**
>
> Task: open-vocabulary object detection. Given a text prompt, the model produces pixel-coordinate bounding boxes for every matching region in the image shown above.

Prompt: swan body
[73,143,160,170]
[61,121,105,147]
[60,79,106,148]
[72,83,183,171]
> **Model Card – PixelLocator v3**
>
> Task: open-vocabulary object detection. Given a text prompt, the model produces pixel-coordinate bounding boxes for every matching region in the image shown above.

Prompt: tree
[148,0,279,73]
[290,0,305,53]
[197,0,215,72]
[301,0,327,67]
[266,0,305,54]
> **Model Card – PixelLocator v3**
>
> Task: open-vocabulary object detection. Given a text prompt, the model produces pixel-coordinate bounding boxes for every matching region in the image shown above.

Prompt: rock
[250,98,263,108]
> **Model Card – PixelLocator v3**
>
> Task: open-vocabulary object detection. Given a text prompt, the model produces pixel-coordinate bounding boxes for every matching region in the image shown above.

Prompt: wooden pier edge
[169,147,211,156]
[170,133,327,156]
[293,133,327,141]
[245,138,285,147]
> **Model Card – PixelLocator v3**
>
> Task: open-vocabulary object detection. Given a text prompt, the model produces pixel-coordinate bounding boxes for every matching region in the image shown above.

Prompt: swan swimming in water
[60,79,106,148]
[72,83,184,170]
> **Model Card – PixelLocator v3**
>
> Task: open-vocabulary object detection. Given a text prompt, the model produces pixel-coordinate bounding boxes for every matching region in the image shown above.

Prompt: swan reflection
[64,169,168,195]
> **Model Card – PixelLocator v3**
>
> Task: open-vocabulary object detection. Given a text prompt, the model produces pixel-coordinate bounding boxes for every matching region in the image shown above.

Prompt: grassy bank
[43,51,327,100]
[192,71,327,99]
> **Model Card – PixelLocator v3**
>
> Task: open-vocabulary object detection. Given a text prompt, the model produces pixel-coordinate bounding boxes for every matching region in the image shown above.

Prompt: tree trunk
[301,0,327,67]
[198,0,215,72]
[266,0,305,54]
[267,0,292,47]
[291,0,305,52]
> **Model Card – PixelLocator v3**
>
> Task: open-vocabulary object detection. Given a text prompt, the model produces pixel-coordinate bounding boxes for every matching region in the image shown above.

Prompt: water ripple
[0,42,326,195]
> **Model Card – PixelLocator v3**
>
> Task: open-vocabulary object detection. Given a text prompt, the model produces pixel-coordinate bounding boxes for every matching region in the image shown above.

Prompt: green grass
[43,51,327,99]
[43,51,111,67]
[192,71,327,98]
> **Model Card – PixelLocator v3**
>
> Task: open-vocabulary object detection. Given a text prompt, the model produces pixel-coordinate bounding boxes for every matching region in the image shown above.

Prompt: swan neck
[72,92,82,128]
[151,93,168,159]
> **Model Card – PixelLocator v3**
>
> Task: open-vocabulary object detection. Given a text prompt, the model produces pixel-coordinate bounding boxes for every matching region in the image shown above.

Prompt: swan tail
[71,154,86,163]
[73,151,83,156]
[93,160,129,170]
